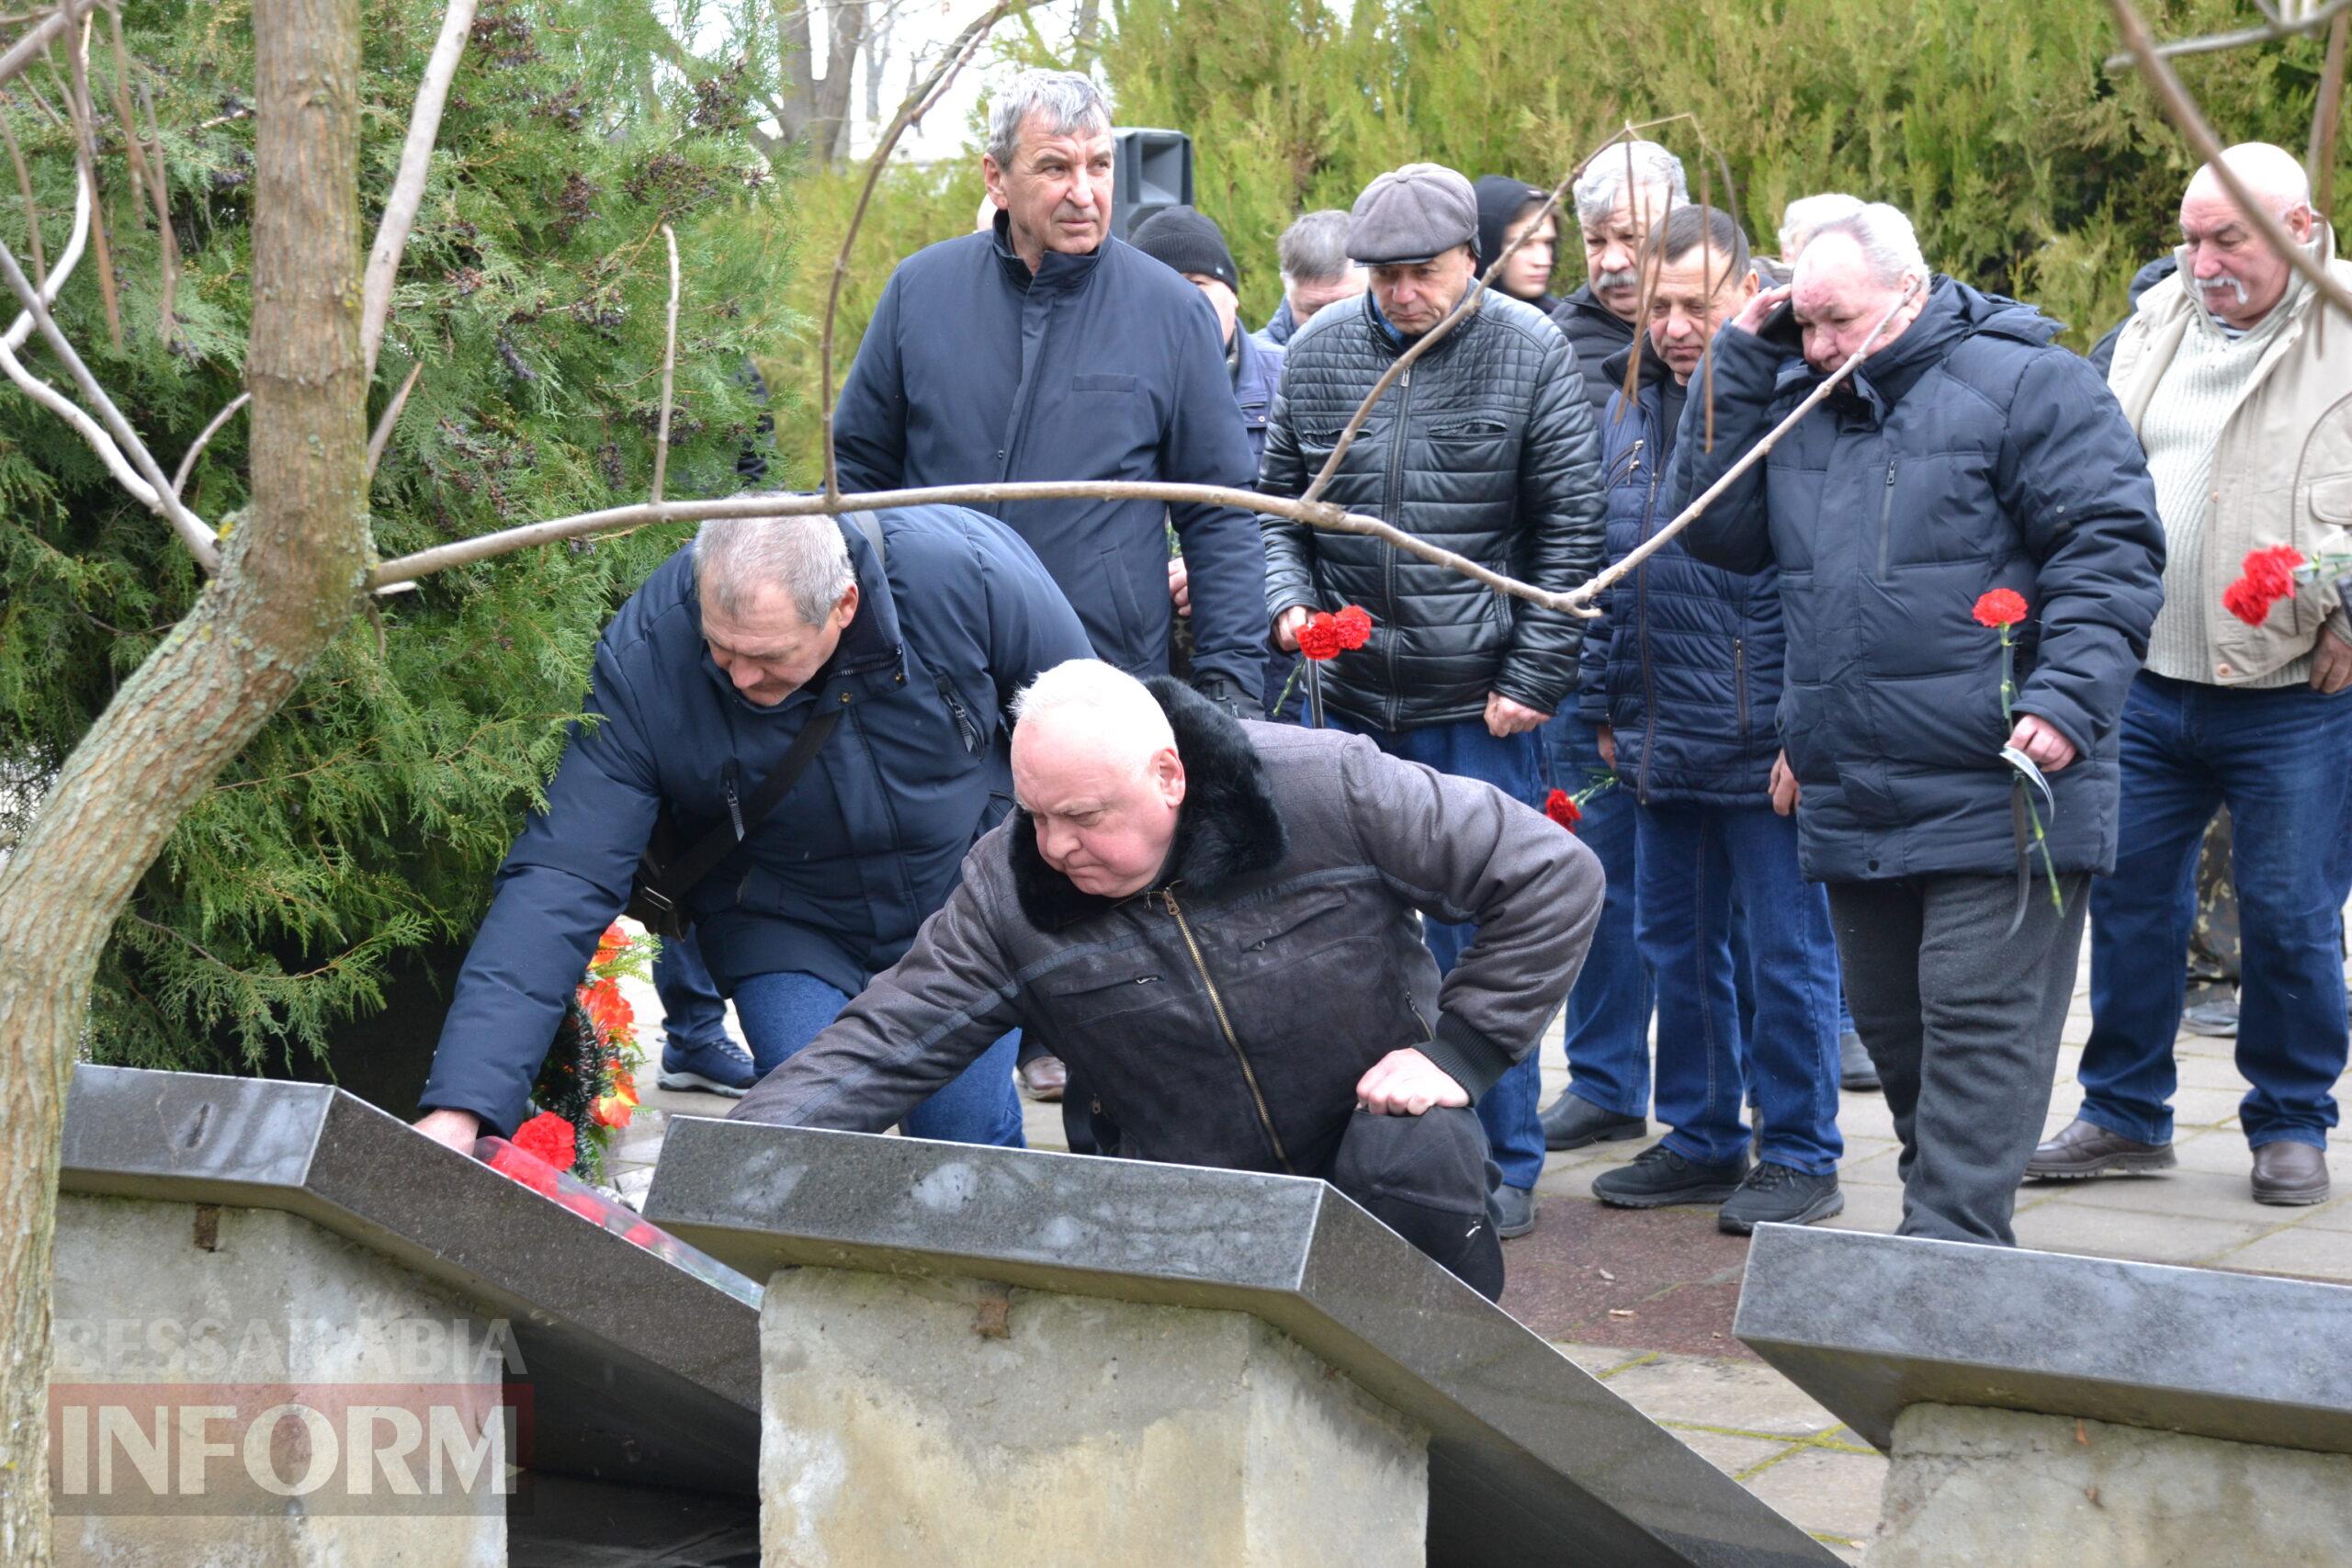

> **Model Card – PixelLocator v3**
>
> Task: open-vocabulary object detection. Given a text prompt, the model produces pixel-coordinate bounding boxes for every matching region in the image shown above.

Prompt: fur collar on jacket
[1009,677,1289,928]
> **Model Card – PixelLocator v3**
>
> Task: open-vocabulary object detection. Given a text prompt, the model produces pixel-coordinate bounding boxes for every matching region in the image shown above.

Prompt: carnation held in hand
[2220,545,2312,627]
[1972,588,2028,628]
[1297,612,1344,660]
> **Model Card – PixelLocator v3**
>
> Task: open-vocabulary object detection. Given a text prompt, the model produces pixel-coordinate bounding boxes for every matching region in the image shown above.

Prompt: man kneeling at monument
[731,659,1601,1299]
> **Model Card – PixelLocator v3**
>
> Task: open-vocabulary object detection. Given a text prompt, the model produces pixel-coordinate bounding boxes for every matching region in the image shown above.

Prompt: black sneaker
[1541,1093,1647,1151]
[1591,1144,1749,1209]
[1838,1030,1881,1091]
[1718,1162,1845,1235]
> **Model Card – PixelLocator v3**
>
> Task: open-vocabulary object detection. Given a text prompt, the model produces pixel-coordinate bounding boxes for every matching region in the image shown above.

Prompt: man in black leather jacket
[1256,162,1606,1240]
[730,661,1602,1300]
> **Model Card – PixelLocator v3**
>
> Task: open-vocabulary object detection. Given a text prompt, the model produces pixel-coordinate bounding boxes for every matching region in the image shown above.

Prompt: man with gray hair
[2033,142,2352,1205]
[411,504,1092,1156]
[1775,191,1865,264]
[833,69,1271,725]
[1670,199,2165,1247]
[732,659,1603,1300]
[1255,209,1365,349]
[1550,139,1689,412]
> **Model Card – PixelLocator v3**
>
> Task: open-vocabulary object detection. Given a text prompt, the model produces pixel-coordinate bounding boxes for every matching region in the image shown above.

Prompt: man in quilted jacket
[1257,162,1607,1241]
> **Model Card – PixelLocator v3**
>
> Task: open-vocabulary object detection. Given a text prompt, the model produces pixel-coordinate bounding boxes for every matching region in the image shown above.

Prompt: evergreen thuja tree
[0,0,795,1084]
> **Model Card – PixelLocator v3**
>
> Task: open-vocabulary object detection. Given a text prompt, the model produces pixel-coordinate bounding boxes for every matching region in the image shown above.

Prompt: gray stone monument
[645,1117,1842,1568]
[1735,1223,2352,1566]
[53,1065,764,1567]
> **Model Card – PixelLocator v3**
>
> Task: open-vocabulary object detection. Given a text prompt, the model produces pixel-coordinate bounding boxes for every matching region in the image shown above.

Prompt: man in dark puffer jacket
[1669,202,2165,1247]
[1259,163,1606,1240]
[1577,207,1849,1235]
[731,660,1603,1301]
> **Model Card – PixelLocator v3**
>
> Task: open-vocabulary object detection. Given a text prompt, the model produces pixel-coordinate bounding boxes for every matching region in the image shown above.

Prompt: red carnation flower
[2222,575,2280,626]
[486,1141,560,1198]
[1972,589,2028,628]
[1545,789,1583,831]
[1333,604,1374,650]
[513,1111,577,1174]
[2242,545,2305,599]
[1297,612,1343,660]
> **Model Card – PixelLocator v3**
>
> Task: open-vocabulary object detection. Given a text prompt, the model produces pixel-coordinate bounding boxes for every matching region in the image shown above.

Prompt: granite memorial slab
[1735,1224,2352,1565]
[643,1117,1841,1568]
[53,1065,764,1565]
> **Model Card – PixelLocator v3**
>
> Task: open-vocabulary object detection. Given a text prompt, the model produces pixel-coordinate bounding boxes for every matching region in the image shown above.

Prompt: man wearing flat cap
[1257,161,1606,1240]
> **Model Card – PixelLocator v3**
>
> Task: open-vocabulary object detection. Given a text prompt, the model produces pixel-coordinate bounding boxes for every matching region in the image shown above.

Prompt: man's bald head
[2180,141,2317,330]
[1011,660,1186,899]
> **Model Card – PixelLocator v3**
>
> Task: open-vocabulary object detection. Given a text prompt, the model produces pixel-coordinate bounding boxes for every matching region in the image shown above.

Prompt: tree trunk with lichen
[0,0,368,1553]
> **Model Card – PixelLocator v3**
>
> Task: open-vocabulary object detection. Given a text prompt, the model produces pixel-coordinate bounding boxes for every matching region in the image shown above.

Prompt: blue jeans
[1636,800,1843,1173]
[1329,711,1548,1190]
[733,970,1026,1148]
[652,928,732,1047]
[1540,711,1657,1118]
[2080,672,2352,1150]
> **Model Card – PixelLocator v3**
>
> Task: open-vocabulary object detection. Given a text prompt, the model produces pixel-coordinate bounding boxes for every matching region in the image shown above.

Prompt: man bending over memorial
[730,659,1602,1300]
[411,506,1093,1154]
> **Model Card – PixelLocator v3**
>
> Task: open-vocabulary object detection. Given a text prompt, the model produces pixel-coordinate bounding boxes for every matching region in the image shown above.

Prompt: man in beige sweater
[2031,142,2352,1204]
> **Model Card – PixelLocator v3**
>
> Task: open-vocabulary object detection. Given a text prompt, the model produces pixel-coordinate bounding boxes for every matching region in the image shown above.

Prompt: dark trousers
[1540,712,1657,1118]
[1828,872,2090,1247]
[1321,1106,1505,1302]
[2081,673,2352,1149]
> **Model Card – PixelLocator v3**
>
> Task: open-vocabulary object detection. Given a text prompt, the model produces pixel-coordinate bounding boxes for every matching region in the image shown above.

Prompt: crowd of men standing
[411,67,2352,1295]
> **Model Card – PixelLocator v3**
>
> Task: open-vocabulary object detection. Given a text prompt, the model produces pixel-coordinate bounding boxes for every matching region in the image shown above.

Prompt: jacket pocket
[1042,964,1168,1031]
[1221,887,1355,966]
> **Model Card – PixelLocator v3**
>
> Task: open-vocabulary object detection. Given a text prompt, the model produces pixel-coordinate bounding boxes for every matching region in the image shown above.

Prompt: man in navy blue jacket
[1668,203,2165,1247]
[1577,207,1848,1235]
[831,71,1268,717]
[410,504,1093,1152]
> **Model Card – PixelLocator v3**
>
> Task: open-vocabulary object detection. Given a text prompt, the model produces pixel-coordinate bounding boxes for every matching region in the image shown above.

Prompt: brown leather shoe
[1016,1054,1068,1103]
[2023,1117,2177,1180]
[2251,1141,2330,1205]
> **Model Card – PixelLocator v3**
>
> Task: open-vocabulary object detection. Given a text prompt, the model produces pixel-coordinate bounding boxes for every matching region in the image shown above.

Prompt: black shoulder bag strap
[629,513,880,934]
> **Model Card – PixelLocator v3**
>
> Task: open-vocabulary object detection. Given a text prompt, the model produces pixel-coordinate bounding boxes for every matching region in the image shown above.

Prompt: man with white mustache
[2033,142,2352,1205]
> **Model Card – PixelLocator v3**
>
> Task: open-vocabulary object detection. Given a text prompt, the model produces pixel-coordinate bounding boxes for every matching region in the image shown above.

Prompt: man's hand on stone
[1729,284,1792,337]
[2007,714,2077,773]
[413,1107,482,1153]
[1769,750,1800,816]
[1484,693,1550,739]
[1595,724,1617,771]
[1272,604,1312,653]
[1355,1048,1471,1116]
[2311,626,2352,694]
[1168,557,1191,619]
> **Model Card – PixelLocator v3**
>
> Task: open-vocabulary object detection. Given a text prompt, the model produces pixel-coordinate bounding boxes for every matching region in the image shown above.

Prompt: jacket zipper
[1876,461,1897,581]
[1734,637,1750,741]
[1381,365,1413,730]
[1634,444,1664,805]
[934,672,981,754]
[723,763,745,840]
[1162,889,1292,1172]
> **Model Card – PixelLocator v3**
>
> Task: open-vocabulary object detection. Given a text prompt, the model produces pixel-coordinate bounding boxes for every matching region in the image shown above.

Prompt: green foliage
[1098,0,2352,348]
[0,0,794,1072]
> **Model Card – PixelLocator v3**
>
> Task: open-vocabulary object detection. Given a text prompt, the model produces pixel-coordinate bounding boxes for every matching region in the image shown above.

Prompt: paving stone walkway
[608,936,2352,1564]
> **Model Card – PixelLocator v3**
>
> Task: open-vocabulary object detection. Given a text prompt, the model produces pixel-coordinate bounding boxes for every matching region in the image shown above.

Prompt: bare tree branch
[0,0,96,95]
[0,229,222,569]
[2310,12,2349,216]
[360,0,475,378]
[817,0,1022,501]
[2,130,85,350]
[2104,0,2352,66]
[172,389,248,498]
[365,359,421,482]
[0,95,43,288]
[1298,114,1699,505]
[2109,0,2352,321]
[651,221,678,503]
[60,8,119,350]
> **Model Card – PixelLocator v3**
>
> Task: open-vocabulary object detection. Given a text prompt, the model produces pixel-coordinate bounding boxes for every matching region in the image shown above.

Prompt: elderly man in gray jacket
[731,659,1602,1299]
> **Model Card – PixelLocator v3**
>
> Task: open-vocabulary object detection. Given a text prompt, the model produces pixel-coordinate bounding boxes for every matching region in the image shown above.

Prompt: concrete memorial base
[1735,1224,2352,1567]
[761,1267,1427,1567]
[649,1120,1842,1568]
[53,1066,766,1567]
[1870,1403,2352,1568]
